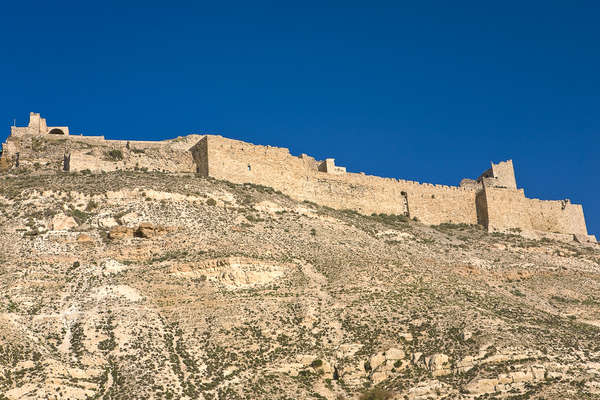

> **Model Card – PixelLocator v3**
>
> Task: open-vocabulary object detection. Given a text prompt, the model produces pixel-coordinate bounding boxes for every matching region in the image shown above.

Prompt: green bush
[206,198,217,206]
[369,213,408,226]
[69,208,89,224]
[310,359,323,368]
[359,388,394,400]
[86,199,98,211]
[105,149,124,161]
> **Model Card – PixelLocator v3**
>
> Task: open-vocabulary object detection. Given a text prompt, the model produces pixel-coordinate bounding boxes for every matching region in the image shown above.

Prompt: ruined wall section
[0,134,197,173]
[477,160,517,189]
[67,137,197,173]
[200,135,478,225]
[490,160,517,189]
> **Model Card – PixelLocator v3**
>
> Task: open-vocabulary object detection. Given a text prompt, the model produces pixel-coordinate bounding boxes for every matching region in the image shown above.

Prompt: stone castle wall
[1,130,198,173]
[1,113,594,242]
[196,135,479,225]
[482,186,589,236]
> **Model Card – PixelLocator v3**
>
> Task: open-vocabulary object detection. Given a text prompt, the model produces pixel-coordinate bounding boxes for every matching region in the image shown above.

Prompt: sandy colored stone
[52,214,78,231]
[108,225,133,239]
[76,233,93,243]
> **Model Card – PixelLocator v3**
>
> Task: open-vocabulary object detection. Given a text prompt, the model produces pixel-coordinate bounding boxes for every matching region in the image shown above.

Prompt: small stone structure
[1,113,595,243]
[10,112,70,136]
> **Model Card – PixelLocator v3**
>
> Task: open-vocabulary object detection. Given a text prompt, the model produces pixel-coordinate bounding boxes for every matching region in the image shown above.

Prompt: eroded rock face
[171,257,291,288]
[1,173,600,399]
[424,353,450,376]
[134,222,170,238]
[108,225,133,239]
[76,233,93,243]
[108,223,171,240]
[52,214,78,231]
[98,216,118,229]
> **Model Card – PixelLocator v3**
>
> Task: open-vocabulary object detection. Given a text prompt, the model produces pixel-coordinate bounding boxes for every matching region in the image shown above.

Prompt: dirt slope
[0,171,599,399]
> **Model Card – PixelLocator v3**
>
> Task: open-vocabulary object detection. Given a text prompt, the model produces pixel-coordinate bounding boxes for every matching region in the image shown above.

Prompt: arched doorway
[48,128,65,135]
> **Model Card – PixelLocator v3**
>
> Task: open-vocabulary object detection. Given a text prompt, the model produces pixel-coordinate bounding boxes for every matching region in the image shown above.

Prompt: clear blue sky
[1,1,598,237]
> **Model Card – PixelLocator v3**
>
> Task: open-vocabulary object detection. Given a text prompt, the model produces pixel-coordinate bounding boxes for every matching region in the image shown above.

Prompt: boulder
[370,352,386,371]
[424,353,450,376]
[464,378,498,395]
[119,212,139,225]
[135,223,168,238]
[108,226,133,240]
[408,380,447,400]
[399,332,413,342]
[76,233,93,243]
[52,214,78,231]
[337,343,363,358]
[371,370,388,384]
[385,348,405,360]
[98,216,118,229]
[455,355,476,373]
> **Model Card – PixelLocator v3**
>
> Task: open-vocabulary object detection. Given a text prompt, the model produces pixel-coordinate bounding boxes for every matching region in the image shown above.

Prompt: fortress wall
[483,187,533,232]
[64,136,106,143]
[201,135,478,224]
[0,133,195,173]
[203,136,315,194]
[525,198,588,235]
[483,187,588,235]
[404,186,477,225]
[9,127,29,138]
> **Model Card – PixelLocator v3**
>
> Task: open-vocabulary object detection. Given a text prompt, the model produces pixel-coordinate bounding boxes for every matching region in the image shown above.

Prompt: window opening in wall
[247,164,251,171]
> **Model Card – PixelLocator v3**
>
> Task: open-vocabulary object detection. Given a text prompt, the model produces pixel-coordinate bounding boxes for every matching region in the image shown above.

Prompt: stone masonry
[1,113,595,243]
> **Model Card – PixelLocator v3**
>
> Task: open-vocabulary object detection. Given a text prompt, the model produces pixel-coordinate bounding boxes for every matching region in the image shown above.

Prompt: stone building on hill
[1,112,595,243]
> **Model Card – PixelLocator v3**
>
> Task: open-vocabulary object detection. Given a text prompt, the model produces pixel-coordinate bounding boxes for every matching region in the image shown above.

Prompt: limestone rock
[370,352,386,371]
[371,370,388,384]
[98,216,118,229]
[108,225,133,240]
[464,378,497,395]
[76,233,93,243]
[408,380,448,400]
[102,259,129,275]
[52,214,78,231]
[171,257,288,289]
[455,355,476,373]
[385,348,405,360]
[119,212,139,225]
[134,222,169,238]
[424,353,450,376]
[399,332,413,342]
[337,343,363,358]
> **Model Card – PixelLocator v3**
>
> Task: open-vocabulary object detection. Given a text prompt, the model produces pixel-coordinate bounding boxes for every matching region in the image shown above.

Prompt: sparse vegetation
[0,171,598,399]
[105,149,124,161]
[358,388,394,400]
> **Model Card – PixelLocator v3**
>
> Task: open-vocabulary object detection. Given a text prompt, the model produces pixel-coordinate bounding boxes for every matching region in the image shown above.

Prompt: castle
[1,112,596,243]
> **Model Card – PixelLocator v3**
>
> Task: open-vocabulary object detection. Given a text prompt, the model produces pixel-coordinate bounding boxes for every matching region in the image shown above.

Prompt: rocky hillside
[0,171,599,399]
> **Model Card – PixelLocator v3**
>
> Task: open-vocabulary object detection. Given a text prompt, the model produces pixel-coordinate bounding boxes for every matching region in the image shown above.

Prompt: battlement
[477,159,517,189]
[0,113,594,243]
[10,112,70,137]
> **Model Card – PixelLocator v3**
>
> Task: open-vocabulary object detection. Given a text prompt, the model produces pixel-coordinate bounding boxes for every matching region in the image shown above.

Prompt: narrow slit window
[247,164,251,171]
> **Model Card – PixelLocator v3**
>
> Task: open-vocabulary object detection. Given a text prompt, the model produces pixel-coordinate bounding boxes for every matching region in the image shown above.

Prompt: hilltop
[1,113,595,245]
[0,170,599,399]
